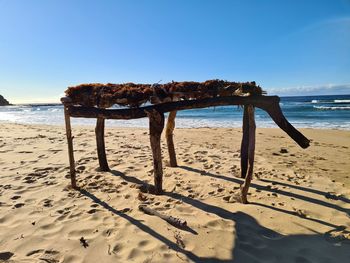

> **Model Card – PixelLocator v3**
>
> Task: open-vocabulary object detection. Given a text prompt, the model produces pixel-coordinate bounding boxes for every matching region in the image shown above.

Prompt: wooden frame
[61,95,310,202]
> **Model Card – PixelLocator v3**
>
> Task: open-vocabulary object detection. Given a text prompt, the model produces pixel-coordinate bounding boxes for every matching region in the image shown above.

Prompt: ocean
[1,94,349,129]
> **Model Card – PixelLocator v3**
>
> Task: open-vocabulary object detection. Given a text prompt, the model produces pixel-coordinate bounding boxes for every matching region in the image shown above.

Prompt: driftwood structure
[61,80,310,203]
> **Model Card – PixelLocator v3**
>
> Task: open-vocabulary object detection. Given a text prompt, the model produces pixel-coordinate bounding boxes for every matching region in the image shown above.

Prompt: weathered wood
[240,106,249,178]
[165,111,178,167]
[240,105,256,204]
[139,205,187,227]
[95,117,109,171]
[63,105,77,188]
[147,109,165,194]
[66,95,310,149]
[263,102,309,149]
[67,96,274,119]
[61,96,73,104]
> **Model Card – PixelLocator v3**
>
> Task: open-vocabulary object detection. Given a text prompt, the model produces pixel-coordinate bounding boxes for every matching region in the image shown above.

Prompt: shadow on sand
[179,165,350,216]
[77,169,350,262]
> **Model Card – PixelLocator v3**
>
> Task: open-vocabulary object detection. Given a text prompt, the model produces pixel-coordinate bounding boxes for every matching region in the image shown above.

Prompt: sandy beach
[0,123,349,262]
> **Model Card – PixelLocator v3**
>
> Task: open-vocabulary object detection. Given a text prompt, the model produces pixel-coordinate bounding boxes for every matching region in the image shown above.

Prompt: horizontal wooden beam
[64,95,310,149]
[65,96,277,118]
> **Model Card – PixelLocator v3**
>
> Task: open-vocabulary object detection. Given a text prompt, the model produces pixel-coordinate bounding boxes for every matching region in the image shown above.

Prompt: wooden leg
[165,111,177,167]
[95,117,109,171]
[147,110,165,194]
[240,105,256,204]
[240,106,249,178]
[64,105,77,189]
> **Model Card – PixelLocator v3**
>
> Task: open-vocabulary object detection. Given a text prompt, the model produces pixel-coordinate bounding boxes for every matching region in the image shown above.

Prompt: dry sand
[0,123,349,262]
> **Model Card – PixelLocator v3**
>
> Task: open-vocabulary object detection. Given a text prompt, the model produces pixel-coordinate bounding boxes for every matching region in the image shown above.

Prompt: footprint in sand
[56,208,71,220]
[164,203,171,208]
[0,252,14,261]
[87,182,98,189]
[94,175,102,180]
[13,203,25,208]
[42,199,53,208]
[76,165,86,172]
[108,243,123,255]
[203,163,214,169]
[87,208,99,214]
[26,249,60,262]
[23,174,43,184]
[43,179,56,186]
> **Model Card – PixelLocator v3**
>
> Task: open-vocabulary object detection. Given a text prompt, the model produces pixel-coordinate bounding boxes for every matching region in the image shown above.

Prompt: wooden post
[95,117,109,171]
[240,106,249,178]
[147,109,165,194]
[240,105,256,204]
[63,105,77,188]
[165,111,178,167]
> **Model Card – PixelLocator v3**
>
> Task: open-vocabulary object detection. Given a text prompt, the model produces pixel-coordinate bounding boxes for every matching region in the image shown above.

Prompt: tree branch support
[240,105,256,204]
[95,117,109,171]
[166,111,178,167]
[147,109,165,194]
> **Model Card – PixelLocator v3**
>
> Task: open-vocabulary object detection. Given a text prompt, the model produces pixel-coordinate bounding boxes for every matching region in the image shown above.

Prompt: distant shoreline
[0,122,348,132]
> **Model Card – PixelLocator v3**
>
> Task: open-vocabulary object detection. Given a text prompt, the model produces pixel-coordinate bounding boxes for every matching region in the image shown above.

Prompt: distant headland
[0,95,11,106]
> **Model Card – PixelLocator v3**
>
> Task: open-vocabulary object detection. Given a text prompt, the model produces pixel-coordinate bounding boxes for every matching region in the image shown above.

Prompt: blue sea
[1,95,349,129]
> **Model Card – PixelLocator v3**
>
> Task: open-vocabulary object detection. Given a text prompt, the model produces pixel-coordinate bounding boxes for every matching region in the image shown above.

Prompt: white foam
[334,100,350,103]
[1,104,350,130]
[311,99,350,104]
[314,106,350,110]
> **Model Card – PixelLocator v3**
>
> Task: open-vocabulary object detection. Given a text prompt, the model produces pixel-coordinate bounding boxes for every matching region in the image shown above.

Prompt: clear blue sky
[0,0,349,103]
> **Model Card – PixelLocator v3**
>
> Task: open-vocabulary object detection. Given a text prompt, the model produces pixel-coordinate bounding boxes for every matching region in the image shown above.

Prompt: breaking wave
[313,106,350,110]
[311,99,350,104]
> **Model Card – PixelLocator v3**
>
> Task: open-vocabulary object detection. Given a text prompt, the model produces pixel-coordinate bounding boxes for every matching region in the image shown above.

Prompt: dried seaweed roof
[65,80,264,108]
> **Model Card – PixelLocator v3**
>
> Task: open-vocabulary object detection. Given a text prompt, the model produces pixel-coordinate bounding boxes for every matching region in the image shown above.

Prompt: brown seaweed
[65,80,264,108]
